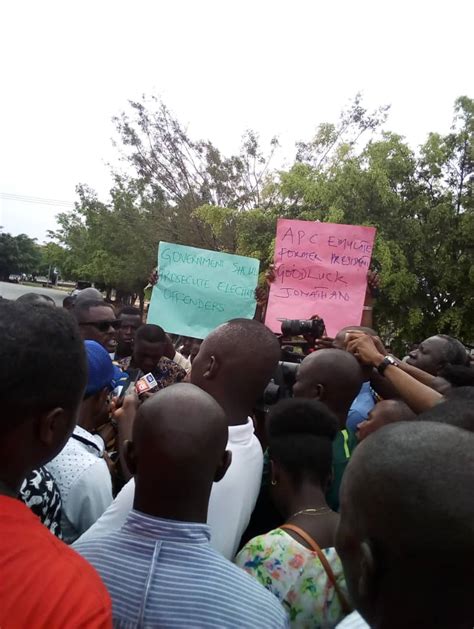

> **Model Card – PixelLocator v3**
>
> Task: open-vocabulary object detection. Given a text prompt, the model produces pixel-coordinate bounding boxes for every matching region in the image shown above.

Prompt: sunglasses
[80,320,121,332]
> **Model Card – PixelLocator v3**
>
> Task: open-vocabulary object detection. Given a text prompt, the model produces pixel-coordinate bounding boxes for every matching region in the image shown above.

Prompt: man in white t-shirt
[76,319,280,559]
[47,341,116,543]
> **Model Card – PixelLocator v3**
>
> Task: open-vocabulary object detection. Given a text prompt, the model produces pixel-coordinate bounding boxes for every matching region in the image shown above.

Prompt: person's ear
[357,540,377,605]
[96,388,109,409]
[123,440,137,476]
[204,355,219,380]
[214,450,232,482]
[89,388,110,422]
[37,407,73,452]
[314,383,324,400]
[270,458,282,486]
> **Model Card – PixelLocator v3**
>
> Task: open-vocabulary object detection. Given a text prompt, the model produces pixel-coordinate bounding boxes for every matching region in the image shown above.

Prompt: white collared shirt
[46,425,113,543]
[74,418,263,559]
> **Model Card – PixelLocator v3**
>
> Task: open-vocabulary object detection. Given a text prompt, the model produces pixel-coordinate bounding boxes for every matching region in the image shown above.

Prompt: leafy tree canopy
[49,94,473,346]
[0,231,42,281]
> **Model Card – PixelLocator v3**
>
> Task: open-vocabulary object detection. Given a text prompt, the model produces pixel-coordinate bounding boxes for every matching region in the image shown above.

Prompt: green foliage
[49,94,474,345]
[50,182,165,299]
[0,232,41,280]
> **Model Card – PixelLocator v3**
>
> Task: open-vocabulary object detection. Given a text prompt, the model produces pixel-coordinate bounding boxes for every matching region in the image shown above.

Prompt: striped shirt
[74,510,289,628]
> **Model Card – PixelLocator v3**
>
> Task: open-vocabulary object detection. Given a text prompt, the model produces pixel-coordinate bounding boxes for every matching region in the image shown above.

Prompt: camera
[260,361,299,409]
[280,318,325,338]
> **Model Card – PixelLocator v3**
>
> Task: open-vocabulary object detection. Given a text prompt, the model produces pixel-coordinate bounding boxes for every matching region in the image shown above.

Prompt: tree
[0,231,41,281]
[50,94,473,348]
[274,97,474,345]
[51,181,169,308]
[112,97,279,245]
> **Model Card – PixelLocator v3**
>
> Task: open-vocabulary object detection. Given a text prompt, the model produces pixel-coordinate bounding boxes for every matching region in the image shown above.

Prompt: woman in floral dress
[235,399,351,628]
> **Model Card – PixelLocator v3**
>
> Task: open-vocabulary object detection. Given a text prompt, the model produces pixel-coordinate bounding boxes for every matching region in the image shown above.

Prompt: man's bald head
[334,325,377,349]
[127,384,230,520]
[293,349,364,425]
[75,287,104,304]
[334,326,377,379]
[357,399,415,441]
[418,396,474,433]
[336,422,474,627]
[191,319,280,413]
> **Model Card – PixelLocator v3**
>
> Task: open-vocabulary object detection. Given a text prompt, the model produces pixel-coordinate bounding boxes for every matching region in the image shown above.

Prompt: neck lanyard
[71,433,103,457]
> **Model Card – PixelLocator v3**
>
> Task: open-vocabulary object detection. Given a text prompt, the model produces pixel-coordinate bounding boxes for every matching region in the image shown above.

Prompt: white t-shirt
[336,611,369,628]
[74,418,263,559]
[46,426,113,543]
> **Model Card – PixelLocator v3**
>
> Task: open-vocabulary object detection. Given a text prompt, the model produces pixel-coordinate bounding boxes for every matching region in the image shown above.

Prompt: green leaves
[47,94,473,346]
[0,232,42,280]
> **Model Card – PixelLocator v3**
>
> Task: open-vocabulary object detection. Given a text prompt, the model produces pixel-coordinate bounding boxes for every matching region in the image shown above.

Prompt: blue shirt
[74,510,289,628]
[346,381,376,432]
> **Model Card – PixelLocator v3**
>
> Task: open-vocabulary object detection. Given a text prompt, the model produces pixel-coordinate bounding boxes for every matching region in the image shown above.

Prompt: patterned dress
[19,467,63,538]
[235,528,349,628]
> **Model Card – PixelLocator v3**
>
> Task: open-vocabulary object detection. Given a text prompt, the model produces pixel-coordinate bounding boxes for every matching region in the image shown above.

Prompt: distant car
[35,276,49,284]
[8,274,21,283]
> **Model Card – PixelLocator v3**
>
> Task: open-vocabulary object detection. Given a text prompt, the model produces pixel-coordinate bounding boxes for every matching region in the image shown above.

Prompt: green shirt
[326,429,358,512]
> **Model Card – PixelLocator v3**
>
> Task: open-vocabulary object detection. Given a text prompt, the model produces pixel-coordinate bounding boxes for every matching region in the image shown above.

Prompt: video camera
[262,360,299,407]
[257,317,326,411]
[280,318,325,338]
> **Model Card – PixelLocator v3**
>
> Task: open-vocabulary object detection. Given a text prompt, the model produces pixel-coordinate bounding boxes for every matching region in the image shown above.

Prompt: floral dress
[235,528,349,628]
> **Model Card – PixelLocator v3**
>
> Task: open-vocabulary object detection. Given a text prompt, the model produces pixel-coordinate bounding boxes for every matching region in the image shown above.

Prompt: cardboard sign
[265,219,376,336]
[147,242,260,339]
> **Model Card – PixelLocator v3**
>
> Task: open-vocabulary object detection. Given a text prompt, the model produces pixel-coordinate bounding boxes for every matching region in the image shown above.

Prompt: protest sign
[147,242,260,339]
[265,219,376,337]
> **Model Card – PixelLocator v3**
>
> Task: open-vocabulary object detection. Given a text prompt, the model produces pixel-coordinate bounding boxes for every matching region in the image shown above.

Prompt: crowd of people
[1,276,473,629]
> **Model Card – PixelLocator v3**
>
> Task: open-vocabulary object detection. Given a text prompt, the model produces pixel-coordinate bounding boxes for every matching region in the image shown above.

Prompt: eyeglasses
[80,320,121,332]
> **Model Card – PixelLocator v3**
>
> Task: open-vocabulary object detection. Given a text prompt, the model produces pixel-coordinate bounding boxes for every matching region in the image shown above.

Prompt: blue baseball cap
[84,340,120,397]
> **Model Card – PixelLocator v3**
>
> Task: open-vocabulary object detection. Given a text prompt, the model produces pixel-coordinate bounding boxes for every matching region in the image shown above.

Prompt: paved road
[0,281,69,306]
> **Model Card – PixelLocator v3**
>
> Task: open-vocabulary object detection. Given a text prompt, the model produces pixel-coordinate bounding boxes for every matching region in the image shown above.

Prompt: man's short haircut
[63,295,75,308]
[16,293,55,306]
[438,364,474,388]
[118,306,141,317]
[0,301,87,425]
[268,399,338,487]
[448,386,474,402]
[136,324,166,343]
[213,318,280,392]
[437,334,469,366]
[344,421,474,568]
[74,299,115,322]
[74,287,104,304]
[418,398,474,433]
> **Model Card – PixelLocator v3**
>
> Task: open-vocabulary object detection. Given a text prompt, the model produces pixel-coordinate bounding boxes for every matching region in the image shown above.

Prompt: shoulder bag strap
[281,523,352,615]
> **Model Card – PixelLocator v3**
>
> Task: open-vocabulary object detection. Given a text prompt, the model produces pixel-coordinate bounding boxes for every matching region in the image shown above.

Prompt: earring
[271,480,277,486]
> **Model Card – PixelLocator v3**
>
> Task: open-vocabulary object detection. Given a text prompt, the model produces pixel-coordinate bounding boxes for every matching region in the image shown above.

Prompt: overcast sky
[0,0,472,242]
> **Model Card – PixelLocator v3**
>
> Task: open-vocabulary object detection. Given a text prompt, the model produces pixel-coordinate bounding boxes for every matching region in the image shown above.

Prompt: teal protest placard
[147,242,260,339]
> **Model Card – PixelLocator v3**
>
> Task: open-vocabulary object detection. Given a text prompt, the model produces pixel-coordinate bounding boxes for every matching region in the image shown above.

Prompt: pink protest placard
[265,219,377,337]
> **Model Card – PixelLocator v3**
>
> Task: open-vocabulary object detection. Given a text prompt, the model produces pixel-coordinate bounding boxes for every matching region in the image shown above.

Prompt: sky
[0,0,472,242]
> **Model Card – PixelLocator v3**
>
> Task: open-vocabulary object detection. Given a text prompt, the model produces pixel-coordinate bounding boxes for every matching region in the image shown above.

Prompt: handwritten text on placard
[147,242,260,339]
[265,219,376,336]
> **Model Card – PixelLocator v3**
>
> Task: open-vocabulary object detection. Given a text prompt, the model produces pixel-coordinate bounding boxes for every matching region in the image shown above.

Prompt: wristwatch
[377,355,399,375]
